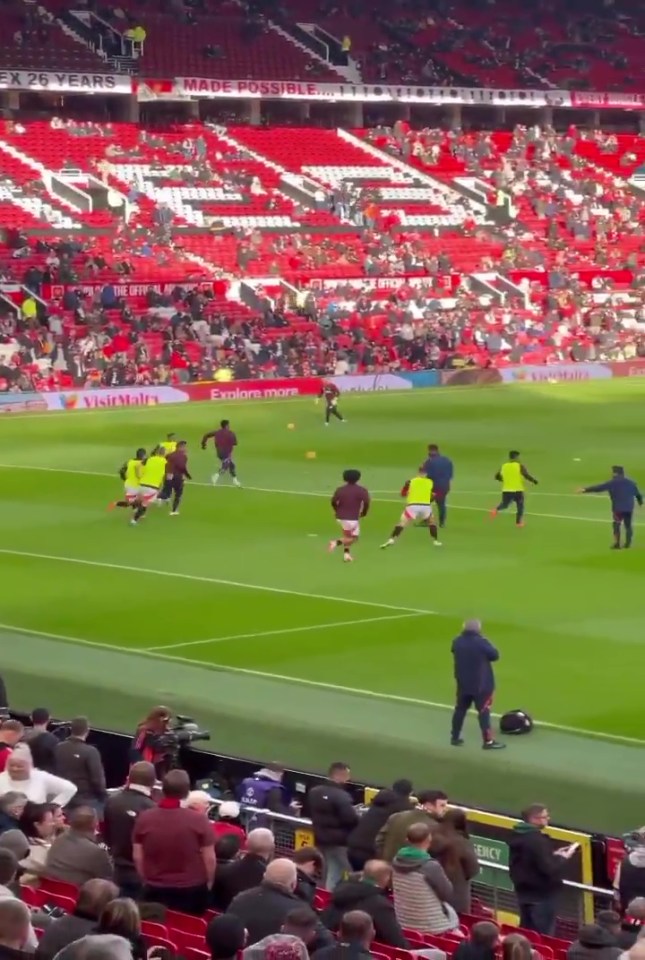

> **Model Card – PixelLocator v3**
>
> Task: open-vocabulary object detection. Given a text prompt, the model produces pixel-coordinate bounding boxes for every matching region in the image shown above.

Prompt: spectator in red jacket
[0,724,24,775]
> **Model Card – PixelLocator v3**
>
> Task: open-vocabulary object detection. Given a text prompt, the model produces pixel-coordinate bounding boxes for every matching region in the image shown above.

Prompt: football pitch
[0,379,644,832]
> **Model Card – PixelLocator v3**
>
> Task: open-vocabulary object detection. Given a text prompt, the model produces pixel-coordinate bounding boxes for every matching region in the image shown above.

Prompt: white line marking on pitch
[0,463,613,524]
[0,619,642,747]
[147,611,428,653]
[0,548,435,616]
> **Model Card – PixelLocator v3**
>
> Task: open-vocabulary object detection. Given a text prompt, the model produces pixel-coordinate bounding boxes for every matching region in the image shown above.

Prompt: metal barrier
[211,799,614,936]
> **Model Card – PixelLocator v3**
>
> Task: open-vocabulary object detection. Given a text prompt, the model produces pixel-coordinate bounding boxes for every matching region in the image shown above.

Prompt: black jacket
[567,925,622,960]
[312,942,372,960]
[23,730,58,774]
[35,912,97,960]
[308,781,359,848]
[228,881,334,949]
[321,877,409,948]
[508,824,566,901]
[295,868,317,905]
[347,790,413,865]
[102,786,156,881]
[0,812,19,836]
[212,853,267,911]
[453,943,497,960]
[55,738,107,804]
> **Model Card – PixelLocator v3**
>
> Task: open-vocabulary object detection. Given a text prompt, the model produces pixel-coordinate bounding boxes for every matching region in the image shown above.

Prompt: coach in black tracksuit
[450,619,505,750]
[579,465,643,549]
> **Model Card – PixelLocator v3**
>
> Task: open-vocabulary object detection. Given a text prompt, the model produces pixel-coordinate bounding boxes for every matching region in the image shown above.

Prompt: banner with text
[176,77,571,106]
[0,71,132,94]
[43,280,215,300]
[43,386,190,411]
[330,373,415,393]
[0,392,48,414]
[608,359,645,378]
[181,377,321,402]
[569,91,645,110]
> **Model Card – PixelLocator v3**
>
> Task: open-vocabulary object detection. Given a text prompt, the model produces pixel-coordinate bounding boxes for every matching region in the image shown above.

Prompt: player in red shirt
[201,419,241,487]
[329,469,370,563]
[318,381,345,426]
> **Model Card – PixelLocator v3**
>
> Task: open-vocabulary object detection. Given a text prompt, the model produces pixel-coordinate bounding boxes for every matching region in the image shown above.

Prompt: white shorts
[140,485,159,504]
[337,519,360,536]
[124,485,140,502]
[404,504,433,521]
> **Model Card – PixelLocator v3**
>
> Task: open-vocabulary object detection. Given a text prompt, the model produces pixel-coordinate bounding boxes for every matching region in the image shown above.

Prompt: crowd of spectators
[0,711,642,960]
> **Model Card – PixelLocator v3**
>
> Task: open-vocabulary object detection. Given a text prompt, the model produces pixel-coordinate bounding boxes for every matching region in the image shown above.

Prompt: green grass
[1,379,645,831]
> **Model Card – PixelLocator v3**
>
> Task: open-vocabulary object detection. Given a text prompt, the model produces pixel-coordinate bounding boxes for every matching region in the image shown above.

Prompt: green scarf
[397,845,431,861]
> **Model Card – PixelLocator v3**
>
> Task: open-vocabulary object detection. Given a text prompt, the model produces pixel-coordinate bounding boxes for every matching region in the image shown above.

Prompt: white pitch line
[0,463,613,524]
[0,619,643,747]
[147,611,429,653]
[0,548,434,615]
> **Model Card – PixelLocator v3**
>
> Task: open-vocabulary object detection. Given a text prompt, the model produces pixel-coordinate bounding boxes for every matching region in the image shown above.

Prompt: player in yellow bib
[381,467,442,548]
[131,447,167,525]
[491,450,538,527]
[109,447,146,511]
[158,433,177,501]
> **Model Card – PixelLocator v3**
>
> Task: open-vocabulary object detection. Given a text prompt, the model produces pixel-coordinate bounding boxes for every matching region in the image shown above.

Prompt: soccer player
[490,450,538,527]
[423,444,454,528]
[130,446,167,525]
[159,440,192,516]
[577,465,643,549]
[201,419,241,486]
[110,447,146,510]
[329,468,370,562]
[318,380,345,426]
[158,433,178,501]
[381,466,442,548]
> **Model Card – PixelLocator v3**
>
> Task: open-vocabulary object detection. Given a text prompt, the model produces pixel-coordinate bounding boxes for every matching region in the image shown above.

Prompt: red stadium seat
[39,878,79,900]
[165,911,208,935]
[141,922,171,939]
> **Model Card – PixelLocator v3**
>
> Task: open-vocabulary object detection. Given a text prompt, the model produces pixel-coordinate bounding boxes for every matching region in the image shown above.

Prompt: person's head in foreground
[521,804,549,829]
[246,827,275,861]
[264,858,297,892]
[501,933,532,960]
[206,914,247,960]
[0,898,31,950]
[75,878,121,920]
[342,470,361,485]
[338,911,374,949]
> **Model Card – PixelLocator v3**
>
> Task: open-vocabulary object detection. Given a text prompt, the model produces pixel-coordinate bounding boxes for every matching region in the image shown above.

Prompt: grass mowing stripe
[0,620,643,748]
[0,548,435,615]
[147,612,428,653]
[0,464,613,524]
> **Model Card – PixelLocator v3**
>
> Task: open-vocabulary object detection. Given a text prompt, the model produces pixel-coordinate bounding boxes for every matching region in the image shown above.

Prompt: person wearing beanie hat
[206,915,247,960]
[347,781,414,871]
[567,924,622,960]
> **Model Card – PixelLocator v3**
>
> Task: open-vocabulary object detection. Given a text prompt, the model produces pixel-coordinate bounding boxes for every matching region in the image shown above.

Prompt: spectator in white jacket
[0,746,76,808]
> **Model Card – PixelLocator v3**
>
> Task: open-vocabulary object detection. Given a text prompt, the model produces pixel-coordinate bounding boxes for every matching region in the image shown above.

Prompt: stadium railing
[209,799,614,935]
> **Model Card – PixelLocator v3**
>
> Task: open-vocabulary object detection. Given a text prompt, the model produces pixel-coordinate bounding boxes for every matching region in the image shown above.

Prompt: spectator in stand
[102,762,156,900]
[22,712,57,774]
[0,797,26,838]
[347,780,413,871]
[0,899,34,960]
[391,822,458,935]
[0,725,24,775]
[242,907,317,960]
[292,847,324,905]
[206,915,247,960]
[211,827,275,911]
[95,899,146,960]
[615,833,645,912]
[35,878,120,960]
[0,746,77,808]
[44,806,114,886]
[376,789,448,862]
[322,859,410,948]
[227,859,333,950]
[433,808,480,914]
[238,764,291,819]
[453,922,500,960]
[502,934,535,960]
[308,763,359,892]
[17,801,57,885]
[311,910,374,960]
[53,935,134,960]
[0,850,38,950]
[596,912,622,947]
[568,925,622,960]
[508,804,577,936]
[56,718,107,814]
[615,901,645,950]
[132,768,216,916]
[213,802,246,844]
